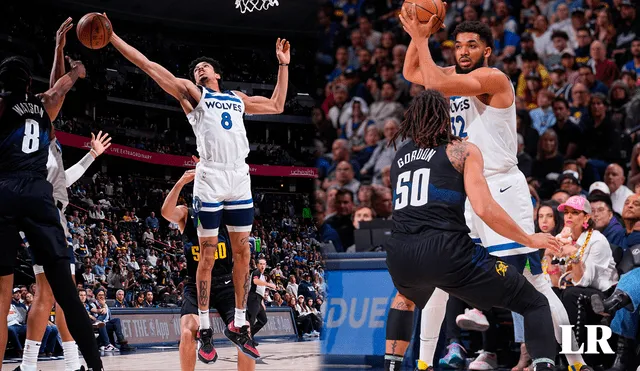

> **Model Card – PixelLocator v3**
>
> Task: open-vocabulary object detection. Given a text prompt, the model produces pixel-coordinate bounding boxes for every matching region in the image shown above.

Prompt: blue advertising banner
[322,253,397,366]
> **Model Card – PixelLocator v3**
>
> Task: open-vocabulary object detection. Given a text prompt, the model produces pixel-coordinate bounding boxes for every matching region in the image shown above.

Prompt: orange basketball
[403,0,446,30]
[76,13,112,50]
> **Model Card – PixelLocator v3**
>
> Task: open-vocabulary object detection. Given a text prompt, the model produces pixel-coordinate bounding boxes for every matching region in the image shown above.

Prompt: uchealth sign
[111,308,297,346]
[55,132,318,178]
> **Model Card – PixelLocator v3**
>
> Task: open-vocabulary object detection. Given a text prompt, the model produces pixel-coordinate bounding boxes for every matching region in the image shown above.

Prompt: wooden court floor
[2,340,321,371]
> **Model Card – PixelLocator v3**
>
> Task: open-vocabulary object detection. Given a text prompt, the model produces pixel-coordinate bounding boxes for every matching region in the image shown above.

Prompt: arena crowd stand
[315,0,640,369]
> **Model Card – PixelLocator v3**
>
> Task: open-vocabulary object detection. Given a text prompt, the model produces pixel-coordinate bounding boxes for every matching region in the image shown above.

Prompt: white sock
[235,308,247,327]
[62,341,81,371]
[419,288,448,365]
[199,310,210,330]
[20,339,41,371]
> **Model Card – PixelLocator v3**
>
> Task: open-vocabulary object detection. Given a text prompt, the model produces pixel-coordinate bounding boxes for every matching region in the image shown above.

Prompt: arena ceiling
[56,0,317,36]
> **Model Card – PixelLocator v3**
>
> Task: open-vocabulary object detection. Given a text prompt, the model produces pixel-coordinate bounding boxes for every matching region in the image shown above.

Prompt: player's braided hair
[0,56,32,93]
[390,89,458,149]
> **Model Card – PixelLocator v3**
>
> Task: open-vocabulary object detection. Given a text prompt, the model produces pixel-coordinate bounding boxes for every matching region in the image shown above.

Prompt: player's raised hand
[66,56,86,78]
[276,38,291,65]
[90,131,112,157]
[56,17,74,49]
[399,3,431,39]
[528,233,561,253]
[102,13,115,39]
[179,169,196,185]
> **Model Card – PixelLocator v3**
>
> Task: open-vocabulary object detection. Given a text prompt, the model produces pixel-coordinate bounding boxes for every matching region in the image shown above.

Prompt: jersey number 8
[22,119,40,154]
[394,168,431,210]
[221,112,233,130]
[192,242,228,262]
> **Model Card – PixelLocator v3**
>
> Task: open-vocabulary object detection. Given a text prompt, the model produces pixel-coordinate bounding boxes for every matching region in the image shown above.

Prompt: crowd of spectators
[314,0,640,369]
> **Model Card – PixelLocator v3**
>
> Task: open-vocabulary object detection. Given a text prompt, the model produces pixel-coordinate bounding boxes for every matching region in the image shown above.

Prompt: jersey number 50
[394,168,431,210]
[192,242,227,262]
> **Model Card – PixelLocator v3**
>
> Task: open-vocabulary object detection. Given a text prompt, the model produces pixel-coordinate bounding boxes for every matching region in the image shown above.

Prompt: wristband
[279,63,289,66]
[90,149,99,158]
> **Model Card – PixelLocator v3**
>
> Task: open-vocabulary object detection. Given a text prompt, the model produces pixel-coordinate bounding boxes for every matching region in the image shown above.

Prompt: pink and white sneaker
[456,308,490,331]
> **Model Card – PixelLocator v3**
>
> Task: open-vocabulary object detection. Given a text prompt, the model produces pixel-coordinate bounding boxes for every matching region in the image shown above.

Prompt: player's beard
[455,56,486,74]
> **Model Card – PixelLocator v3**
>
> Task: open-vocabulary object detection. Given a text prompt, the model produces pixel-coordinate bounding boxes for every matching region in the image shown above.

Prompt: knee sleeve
[386,308,414,341]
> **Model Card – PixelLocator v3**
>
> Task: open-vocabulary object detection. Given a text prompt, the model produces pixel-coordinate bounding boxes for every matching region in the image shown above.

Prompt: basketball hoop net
[235,0,279,13]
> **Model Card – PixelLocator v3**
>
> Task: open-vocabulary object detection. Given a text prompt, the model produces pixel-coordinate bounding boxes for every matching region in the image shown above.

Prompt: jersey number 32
[394,168,431,210]
[192,242,227,261]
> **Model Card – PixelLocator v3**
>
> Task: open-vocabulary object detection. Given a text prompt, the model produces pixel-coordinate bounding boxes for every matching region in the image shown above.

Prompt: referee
[248,257,274,341]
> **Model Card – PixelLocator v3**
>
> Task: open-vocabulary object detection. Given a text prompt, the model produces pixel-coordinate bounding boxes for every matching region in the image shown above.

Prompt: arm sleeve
[65,152,95,187]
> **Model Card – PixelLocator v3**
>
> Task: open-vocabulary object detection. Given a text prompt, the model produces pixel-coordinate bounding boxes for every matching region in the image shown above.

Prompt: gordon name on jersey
[186,87,249,164]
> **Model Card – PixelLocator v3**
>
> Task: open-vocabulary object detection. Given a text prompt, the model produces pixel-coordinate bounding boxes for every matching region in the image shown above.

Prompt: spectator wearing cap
[367,81,403,129]
[547,30,574,68]
[580,93,622,165]
[577,63,609,95]
[530,90,558,135]
[297,272,317,302]
[615,0,639,52]
[524,71,544,109]
[343,68,370,102]
[548,64,573,101]
[8,288,28,353]
[558,171,586,196]
[561,52,581,84]
[491,16,521,61]
[588,192,626,246]
[621,38,640,77]
[590,40,619,87]
[517,53,551,103]
[604,163,635,215]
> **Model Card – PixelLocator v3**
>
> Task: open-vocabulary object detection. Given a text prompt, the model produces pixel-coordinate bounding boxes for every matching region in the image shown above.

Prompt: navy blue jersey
[183,208,233,283]
[390,141,469,235]
[0,92,51,177]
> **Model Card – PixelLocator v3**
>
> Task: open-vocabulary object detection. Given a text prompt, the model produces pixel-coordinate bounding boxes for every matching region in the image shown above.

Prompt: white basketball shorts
[193,160,254,237]
[465,166,537,257]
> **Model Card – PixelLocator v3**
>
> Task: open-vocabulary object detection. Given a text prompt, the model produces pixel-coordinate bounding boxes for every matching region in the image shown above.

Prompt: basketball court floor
[2,340,321,370]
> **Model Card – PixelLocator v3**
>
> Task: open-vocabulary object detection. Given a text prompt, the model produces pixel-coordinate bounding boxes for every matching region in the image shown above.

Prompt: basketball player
[161,168,255,371]
[16,19,114,371]
[248,258,274,339]
[383,89,560,371]
[399,8,590,370]
[0,56,103,370]
[106,15,290,361]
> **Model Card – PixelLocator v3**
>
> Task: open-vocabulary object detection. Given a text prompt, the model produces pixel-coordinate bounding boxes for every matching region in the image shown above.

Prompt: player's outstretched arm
[64,131,112,186]
[107,23,198,113]
[253,275,276,289]
[40,57,85,121]
[453,141,560,251]
[50,17,73,88]
[236,38,290,115]
[161,169,195,233]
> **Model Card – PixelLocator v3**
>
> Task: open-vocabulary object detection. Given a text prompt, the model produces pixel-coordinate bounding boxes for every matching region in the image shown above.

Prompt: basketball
[403,0,446,30]
[76,13,112,50]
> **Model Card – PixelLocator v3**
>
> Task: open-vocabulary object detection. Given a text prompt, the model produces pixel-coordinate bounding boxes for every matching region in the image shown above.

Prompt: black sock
[43,259,103,370]
[384,354,403,371]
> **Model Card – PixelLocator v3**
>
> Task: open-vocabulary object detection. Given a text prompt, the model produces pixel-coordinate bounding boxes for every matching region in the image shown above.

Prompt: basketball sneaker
[224,320,260,360]
[456,309,490,331]
[468,351,498,370]
[415,359,434,370]
[196,328,218,364]
[439,342,466,369]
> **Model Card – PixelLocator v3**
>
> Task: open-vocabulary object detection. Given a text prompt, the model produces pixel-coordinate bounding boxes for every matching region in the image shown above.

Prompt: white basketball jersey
[187,87,249,164]
[47,139,69,210]
[449,89,518,177]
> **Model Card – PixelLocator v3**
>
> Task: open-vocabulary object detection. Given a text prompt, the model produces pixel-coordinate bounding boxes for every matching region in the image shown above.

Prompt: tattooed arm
[448,141,546,249]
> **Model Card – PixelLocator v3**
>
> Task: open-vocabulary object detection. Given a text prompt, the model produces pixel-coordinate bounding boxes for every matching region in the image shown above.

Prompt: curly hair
[452,21,494,50]
[188,57,223,83]
[390,89,457,149]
